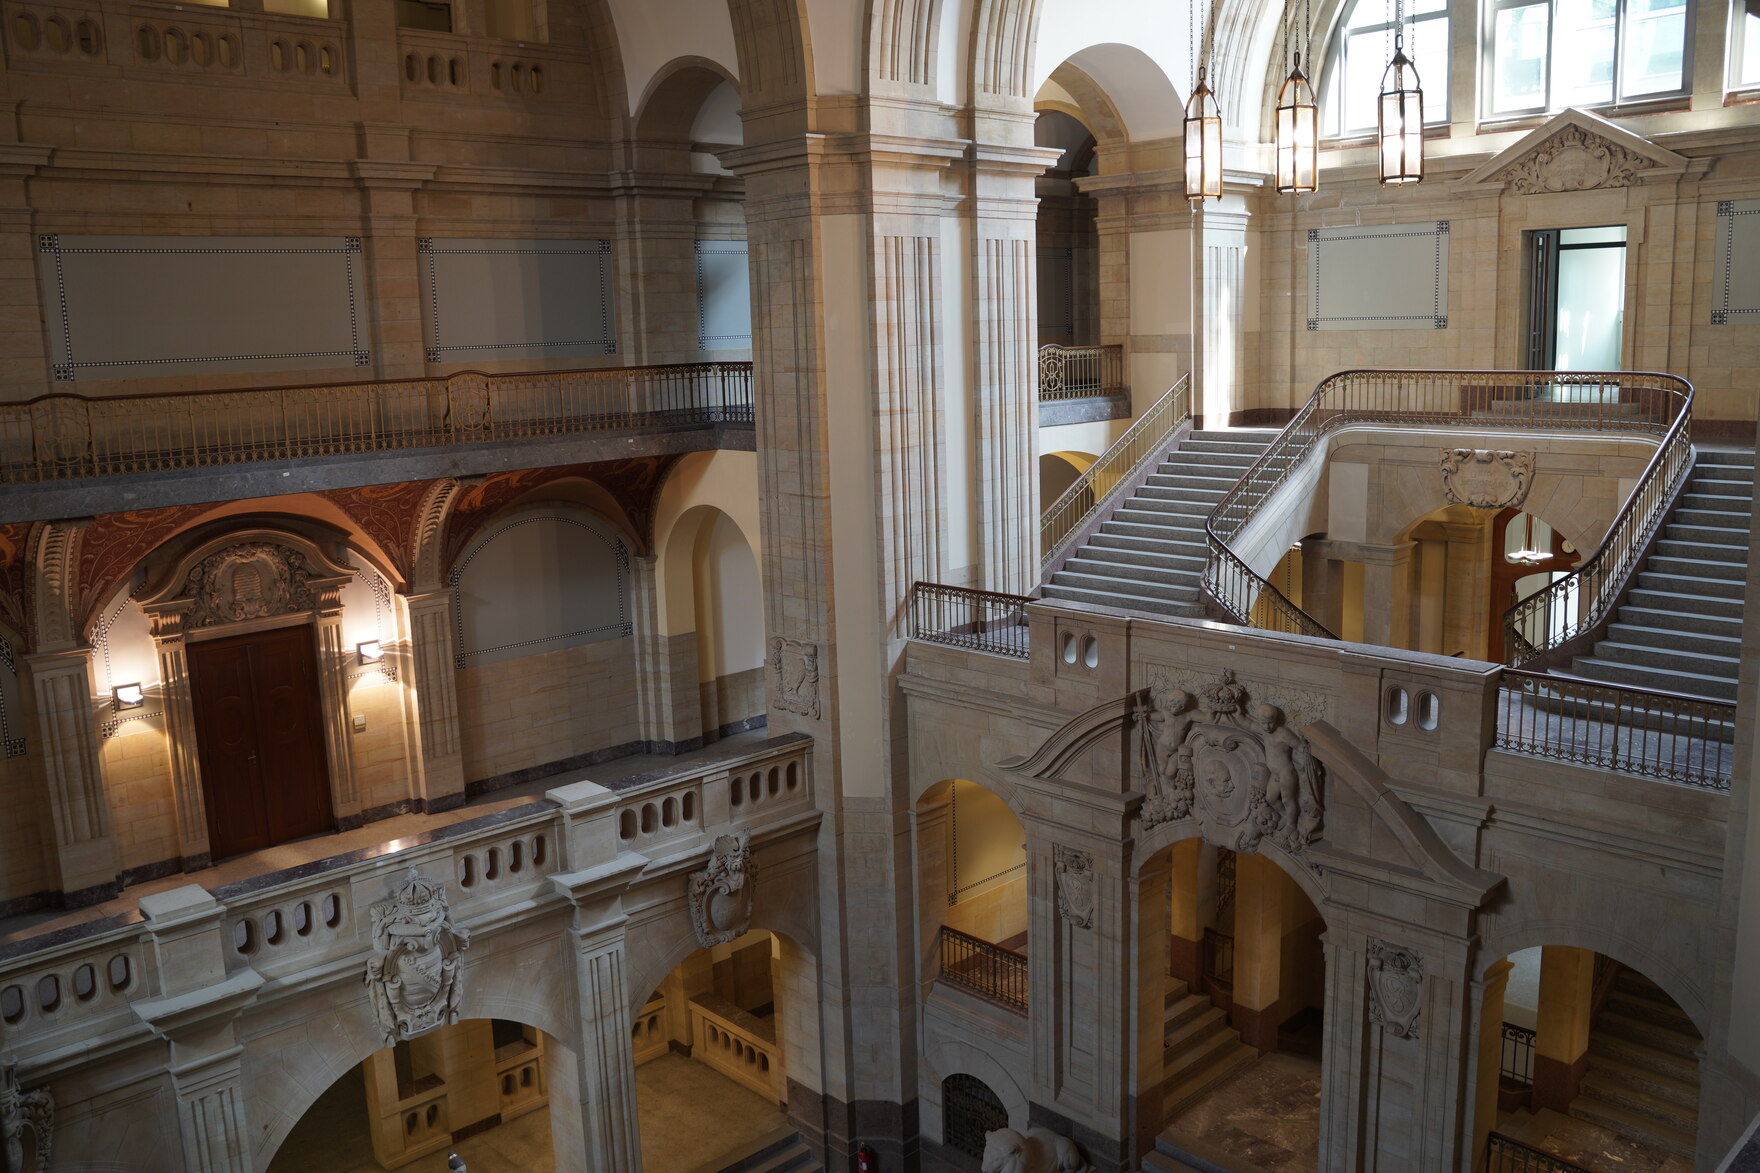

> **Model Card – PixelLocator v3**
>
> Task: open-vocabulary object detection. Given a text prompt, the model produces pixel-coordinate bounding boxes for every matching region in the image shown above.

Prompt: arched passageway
[1144,840,1326,1171]
[1475,948,1699,1172]
[267,1018,562,1171]
[915,778,1029,1009]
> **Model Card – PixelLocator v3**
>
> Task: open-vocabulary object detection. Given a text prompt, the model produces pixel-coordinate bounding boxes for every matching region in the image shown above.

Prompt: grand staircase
[1042,430,1278,618]
[714,1129,823,1173]
[1560,449,1753,703]
[1570,969,1702,1159]
[1161,975,1255,1121]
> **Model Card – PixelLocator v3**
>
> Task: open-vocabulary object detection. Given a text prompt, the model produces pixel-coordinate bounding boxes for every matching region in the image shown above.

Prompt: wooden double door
[188,624,334,860]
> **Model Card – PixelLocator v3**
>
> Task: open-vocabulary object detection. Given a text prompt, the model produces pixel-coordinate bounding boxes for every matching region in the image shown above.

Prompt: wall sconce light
[112,683,145,711]
[357,640,384,665]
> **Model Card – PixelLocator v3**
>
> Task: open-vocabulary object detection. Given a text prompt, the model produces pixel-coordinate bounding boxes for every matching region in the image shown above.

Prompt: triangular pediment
[1456,108,1687,193]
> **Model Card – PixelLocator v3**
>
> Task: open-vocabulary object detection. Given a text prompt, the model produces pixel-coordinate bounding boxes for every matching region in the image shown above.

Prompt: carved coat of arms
[364,868,471,1046]
[1137,671,1324,854]
[770,637,820,719]
[183,542,321,629]
[1365,938,1424,1039]
[1439,448,1535,510]
[1053,845,1094,929]
[688,831,755,947]
[0,1061,52,1173]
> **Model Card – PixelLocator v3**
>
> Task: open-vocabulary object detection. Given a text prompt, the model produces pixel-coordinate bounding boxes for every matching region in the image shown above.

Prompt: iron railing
[1499,1023,1535,1089]
[938,925,1028,1013]
[1501,379,1695,668]
[1040,374,1192,566]
[0,361,754,484]
[908,581,1033,660]
[1038,344,1124,401]
[1202,369,1691,643]
[1484,1132,1600,1173]
[1494,669,1734,790]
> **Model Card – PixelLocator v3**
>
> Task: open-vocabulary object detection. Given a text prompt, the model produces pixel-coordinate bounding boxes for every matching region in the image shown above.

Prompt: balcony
[1038,344,1127,427]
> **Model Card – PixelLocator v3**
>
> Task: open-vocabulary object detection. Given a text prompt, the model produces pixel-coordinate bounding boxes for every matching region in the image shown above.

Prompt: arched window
[1321,0,1450,135]
[1485,0,1690,116]
[942,1074,1007,1160]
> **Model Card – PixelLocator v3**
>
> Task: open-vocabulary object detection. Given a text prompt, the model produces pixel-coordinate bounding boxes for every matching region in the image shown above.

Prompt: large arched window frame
[1320,0,1452,136]
[1484,0,1693,116]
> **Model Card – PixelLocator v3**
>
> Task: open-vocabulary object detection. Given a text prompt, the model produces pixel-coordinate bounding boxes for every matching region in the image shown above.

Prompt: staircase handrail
[1500,377,1695,667]
[1040,374,1191,569]
[1203,369,1693,644]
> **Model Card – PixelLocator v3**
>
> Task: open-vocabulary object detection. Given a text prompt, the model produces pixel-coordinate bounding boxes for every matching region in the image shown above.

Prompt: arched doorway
[267,1018,560,1171]
[1475,948,1700,1172]
[914,779,1029,1009]
[1145,840,1326,1171]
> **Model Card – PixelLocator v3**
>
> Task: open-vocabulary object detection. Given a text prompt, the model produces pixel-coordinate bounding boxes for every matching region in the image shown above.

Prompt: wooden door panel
[189,624,334,860]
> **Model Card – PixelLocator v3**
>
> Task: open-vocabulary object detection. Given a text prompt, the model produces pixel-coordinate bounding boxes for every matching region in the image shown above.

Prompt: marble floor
[1495,1107,1693,1173]
[265,1051,785,1173]
[1162,1052,1323,1171]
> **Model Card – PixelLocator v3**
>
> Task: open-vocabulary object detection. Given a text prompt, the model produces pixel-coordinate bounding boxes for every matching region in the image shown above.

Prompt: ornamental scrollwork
[364,868,471,1047]
[0,1060,52,1173]
[183,542,322,630]
[688,831,755,948]
[1440,448,1535,510]
[1498,126,1650,194]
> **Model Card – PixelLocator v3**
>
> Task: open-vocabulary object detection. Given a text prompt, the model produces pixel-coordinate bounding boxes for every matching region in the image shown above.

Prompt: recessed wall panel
[1713,199,1760,325]
[1307,221,1450,331]
[420,238,617,362]
[695,240,752,350]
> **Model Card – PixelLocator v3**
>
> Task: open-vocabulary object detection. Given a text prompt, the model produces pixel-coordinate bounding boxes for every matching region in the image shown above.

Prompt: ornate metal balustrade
[937,925,1028,1013]
[1203,369,1691,643]
[1040,374,1191,566]
[0,361,754,484]
[1495,669,1733,790]
[1484,1132,1601,1173]
[1037,344,1124,401]
[908,581,1033,660]
[1499,1023,1535,1089]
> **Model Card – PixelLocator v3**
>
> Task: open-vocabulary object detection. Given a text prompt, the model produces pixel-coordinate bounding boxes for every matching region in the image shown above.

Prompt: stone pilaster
[403,588,465,809]
[610,171,723,364]
[24,647,118,899]
[1359,541,1419,651]
[1472,959,1516,1168]
[1532,945,1595,1112]
[628,555,703,751]
[313,595,360,821]
[150,610,210,866]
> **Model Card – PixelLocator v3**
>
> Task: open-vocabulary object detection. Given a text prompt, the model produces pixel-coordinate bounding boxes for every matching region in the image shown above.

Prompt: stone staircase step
[1680,491,1754,512]
[1164,1003,1231,1052]
[1686,475,1754,497]
[1090,532,1209,558]
[1662,522,1752,546]
[1578,1068,1698,1131]
[1569,1094,1696,1160]
[1162,1040,1258,1121]
[715,1130,823,1173]
[1634,570,1745,601]
[1644,554,1747,582]
[1124,490,1224,512]
[1672,506,1753,528]
[1052,568,1202,601]
[1651,538,1749,566]
[1565,656,1738,702]
[1104,518,1202,542]
[1604,622,1743,659]
[1081,541,1209,569]
[1691,449,1756,466]
[1625,588,1745,619]
[1583,639,1740,679]
[1146,474,1241,494]
[1589,1032,1700,1084]
[1065,556,1204,584]
[1616,604,1744,638]
[1041,583,1205,619]
[1141,1148,1213,1173]
[1594,1008,1703,1061]
[1584,1050,1700,1110]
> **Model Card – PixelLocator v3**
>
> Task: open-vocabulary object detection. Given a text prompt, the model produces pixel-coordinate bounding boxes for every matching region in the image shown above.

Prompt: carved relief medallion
[1137,670,1324,854]
[1440,449,1535,510]
[1497,126,1650,194]
[183,542,321,630]
[1,1060,53,1173]
[1053,845,1094,929]
[1365,938,1424,1039]
[770,637,821,719]
[688,831,755,947]
[364,868,471,1046]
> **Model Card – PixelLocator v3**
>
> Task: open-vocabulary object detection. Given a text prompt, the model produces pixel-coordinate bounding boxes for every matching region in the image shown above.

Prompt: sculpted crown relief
[688,830,755,947]
[183,542,323,629]
[364,868,471,1047]
[1497,125,1650,193]
[1138,670,1324,854]
[1440,448,1535,509]
[1365,938,1425,1039]
[0,1061,52,1173]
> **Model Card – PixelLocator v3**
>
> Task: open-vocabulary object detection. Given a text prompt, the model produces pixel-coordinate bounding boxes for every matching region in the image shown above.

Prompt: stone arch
[919,1039,1032,1135]
[1037,61,1127,150]
[1051,43,1184,142]
[1207,0,1287,132]
[634,56,742,145]
[727,0,811,108]
[871,0,942,89]
[1478,919,1710,1037]
[972,0,1039,101]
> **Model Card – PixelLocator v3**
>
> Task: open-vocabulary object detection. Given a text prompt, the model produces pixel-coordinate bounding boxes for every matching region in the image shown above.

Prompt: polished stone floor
[266,1050,785,1173]
[1496,1108,1693,1173]
[1162,1052,1322,1170]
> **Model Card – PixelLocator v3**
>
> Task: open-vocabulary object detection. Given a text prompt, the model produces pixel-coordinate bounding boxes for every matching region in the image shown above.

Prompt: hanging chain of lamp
[1376,0,1425,184]
[1185,0,1223,202]
[1273,0,1318,193]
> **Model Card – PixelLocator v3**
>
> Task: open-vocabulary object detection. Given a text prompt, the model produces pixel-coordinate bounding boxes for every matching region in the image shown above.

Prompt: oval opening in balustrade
[1417,691,1441,731]
[12,15,39,51]
[73,963,97,1003]
[107,954,132,992]
[192,32,211,65]
[44,16,68,52]
[521,1067,532,1086]
[486,847,501,880]
[767,766,779,796]
[36,974,60,1014]
[490,61,503,88]
[319,45,334,74]
[215,33,233,65]
[137,25,160,60]
[511,63,525,91]
[1060,631,1077,664]
[322,893,342,928]
[272,40,287,70]
[295,42,311,72]
[1081,635,1100,669]
[0,985,22,1024]
[460,855,477,887]
[682,792,697,821]
[426,1103,439,1126]
[661,797,677,828]
[502,1074,514,1095]
[530,65,543,93]
[1385,687,1410,727]
[233,919,256,954]
[404,52,418,82]
[759,1053,769,1071]
[748,775,761,805]
[642,805,657,834]
[619,810,637,840]
[510,840,525,872]
[264,909,284,946]
[448,57,462,86]
[164,28,185,64]
[786,761,799,791]
[406,1112,419,1136]
[76,19,99,54]
[426,55,442,85]
[729,781,743,808]
[533,835,547,865]
[294,902,312,936]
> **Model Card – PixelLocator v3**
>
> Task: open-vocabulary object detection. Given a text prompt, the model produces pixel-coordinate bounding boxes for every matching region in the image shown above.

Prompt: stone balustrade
[687,992,780,1102]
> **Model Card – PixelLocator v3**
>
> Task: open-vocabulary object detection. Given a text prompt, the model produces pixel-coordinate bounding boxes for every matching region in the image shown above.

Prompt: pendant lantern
[1274,57,1318,194]
[1377,11,1424,185]
[1185,70,1224,203]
